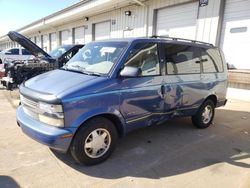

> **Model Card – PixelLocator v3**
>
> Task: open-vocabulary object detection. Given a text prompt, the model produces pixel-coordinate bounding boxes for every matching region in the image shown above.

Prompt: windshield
[49,46,72,58]
[63,41,128,75]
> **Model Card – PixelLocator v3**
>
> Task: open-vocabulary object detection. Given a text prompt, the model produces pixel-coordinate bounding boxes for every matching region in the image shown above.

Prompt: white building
[0,0,249,69]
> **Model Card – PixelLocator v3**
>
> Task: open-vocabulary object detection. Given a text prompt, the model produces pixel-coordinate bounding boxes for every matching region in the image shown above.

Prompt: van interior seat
[172,54,188,63]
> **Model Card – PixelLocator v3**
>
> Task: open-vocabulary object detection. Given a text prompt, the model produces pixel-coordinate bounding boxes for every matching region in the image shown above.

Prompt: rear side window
[163,44,201,75]
[125,42,160,76]
[21,49,31,55]
[201,48,223,73]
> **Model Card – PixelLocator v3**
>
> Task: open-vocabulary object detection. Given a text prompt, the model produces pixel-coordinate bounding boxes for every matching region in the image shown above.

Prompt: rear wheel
[192,99,215,129]
[70,117,118,165]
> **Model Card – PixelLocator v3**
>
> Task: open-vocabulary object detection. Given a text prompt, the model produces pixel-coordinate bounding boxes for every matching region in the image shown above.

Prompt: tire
[70,117,118,165]
[192,99,215,129]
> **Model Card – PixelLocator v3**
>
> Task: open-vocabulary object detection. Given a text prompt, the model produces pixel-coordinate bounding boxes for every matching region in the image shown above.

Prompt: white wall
[0,0,222,50]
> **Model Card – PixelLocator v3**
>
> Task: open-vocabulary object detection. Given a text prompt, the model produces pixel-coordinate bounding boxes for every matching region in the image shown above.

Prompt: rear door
[119,42,165,130]
[162,43,203,116]
[200,48,227,101]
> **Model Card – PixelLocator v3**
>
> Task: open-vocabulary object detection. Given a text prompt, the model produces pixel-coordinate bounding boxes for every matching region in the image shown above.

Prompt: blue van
[17,37,228,165]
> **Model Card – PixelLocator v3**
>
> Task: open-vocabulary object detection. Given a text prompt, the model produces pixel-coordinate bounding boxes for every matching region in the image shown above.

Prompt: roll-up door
[156,2,199,40]
[220,0,250,69]
[50,33,57,51]
[74,27,85,44]
[94,21,111,41]
[36,36,42,48]
[42,34,49,52]
[60,30,71,45]
[30,37,35,43]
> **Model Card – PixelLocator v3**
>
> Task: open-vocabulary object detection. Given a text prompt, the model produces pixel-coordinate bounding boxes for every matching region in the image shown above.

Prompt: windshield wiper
[60,64,83,73]
[64,64,102,76]
[84,71,102,76]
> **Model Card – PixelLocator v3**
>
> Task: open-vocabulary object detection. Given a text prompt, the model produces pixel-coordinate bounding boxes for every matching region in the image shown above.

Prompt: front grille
[20,95,39,119]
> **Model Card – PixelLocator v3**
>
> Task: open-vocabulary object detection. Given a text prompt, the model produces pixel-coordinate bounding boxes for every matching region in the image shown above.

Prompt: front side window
[64,41,128,75]
[125,42,160,76]
[164,44,201,75]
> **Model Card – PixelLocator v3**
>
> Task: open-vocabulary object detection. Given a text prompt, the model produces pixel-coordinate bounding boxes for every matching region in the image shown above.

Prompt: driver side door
[119,42,166,132]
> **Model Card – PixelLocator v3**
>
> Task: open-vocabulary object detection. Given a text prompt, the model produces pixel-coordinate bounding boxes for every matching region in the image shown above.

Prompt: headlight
[38,102,64,127]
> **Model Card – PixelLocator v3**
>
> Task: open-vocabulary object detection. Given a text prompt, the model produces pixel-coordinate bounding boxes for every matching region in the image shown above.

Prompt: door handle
[201,59,208,63]
[160,85,165,97]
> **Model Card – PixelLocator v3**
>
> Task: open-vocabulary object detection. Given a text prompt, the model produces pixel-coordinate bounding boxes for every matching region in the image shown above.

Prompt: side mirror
[120,66,140,77]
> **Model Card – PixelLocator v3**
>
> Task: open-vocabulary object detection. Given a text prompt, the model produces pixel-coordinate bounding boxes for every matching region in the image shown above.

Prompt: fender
[70,106,127,133]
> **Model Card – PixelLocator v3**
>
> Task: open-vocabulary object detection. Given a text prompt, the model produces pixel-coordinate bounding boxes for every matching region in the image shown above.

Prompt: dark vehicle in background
[1,31,83,89]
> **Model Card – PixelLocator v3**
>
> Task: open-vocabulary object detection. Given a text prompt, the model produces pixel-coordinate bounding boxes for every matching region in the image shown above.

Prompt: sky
[0,0,80,37]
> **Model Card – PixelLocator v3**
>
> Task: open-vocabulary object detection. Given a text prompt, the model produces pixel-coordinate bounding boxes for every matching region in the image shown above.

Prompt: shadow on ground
[0,176,20,188]
[48,109,250,179]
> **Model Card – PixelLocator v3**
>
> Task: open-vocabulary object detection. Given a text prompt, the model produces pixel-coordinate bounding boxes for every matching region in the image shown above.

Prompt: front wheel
[192,100,215,129]
[70,117,118,165]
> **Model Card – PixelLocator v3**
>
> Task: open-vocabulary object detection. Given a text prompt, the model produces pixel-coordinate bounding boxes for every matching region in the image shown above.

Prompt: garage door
[50,33,57,51]
[94,21,110,41]
[60,30,71,45]
[220,0,250,69]
[36,36,42,48]
[156,2,199,40]
[42,34,49,52]
[30,37,35,43]
[74,27,85,44]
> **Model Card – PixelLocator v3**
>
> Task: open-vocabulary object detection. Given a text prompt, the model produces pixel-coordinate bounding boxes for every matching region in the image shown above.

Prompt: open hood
[8,31,51,58]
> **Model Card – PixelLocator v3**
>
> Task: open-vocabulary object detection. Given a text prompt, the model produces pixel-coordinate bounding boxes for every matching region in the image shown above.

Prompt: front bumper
[17,106,76,153]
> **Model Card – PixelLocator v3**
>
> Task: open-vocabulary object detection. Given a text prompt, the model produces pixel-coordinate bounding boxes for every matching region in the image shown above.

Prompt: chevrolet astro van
[17,37,228,165]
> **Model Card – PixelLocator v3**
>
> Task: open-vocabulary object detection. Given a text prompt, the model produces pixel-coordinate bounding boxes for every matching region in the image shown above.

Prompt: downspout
[145,4,149,37]
[215,0,226,47]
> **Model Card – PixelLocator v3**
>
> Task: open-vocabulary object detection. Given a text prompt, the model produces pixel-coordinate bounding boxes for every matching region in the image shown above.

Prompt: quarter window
[201,48,223,73]
[125,42,160,76]
[163,44,201,75]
